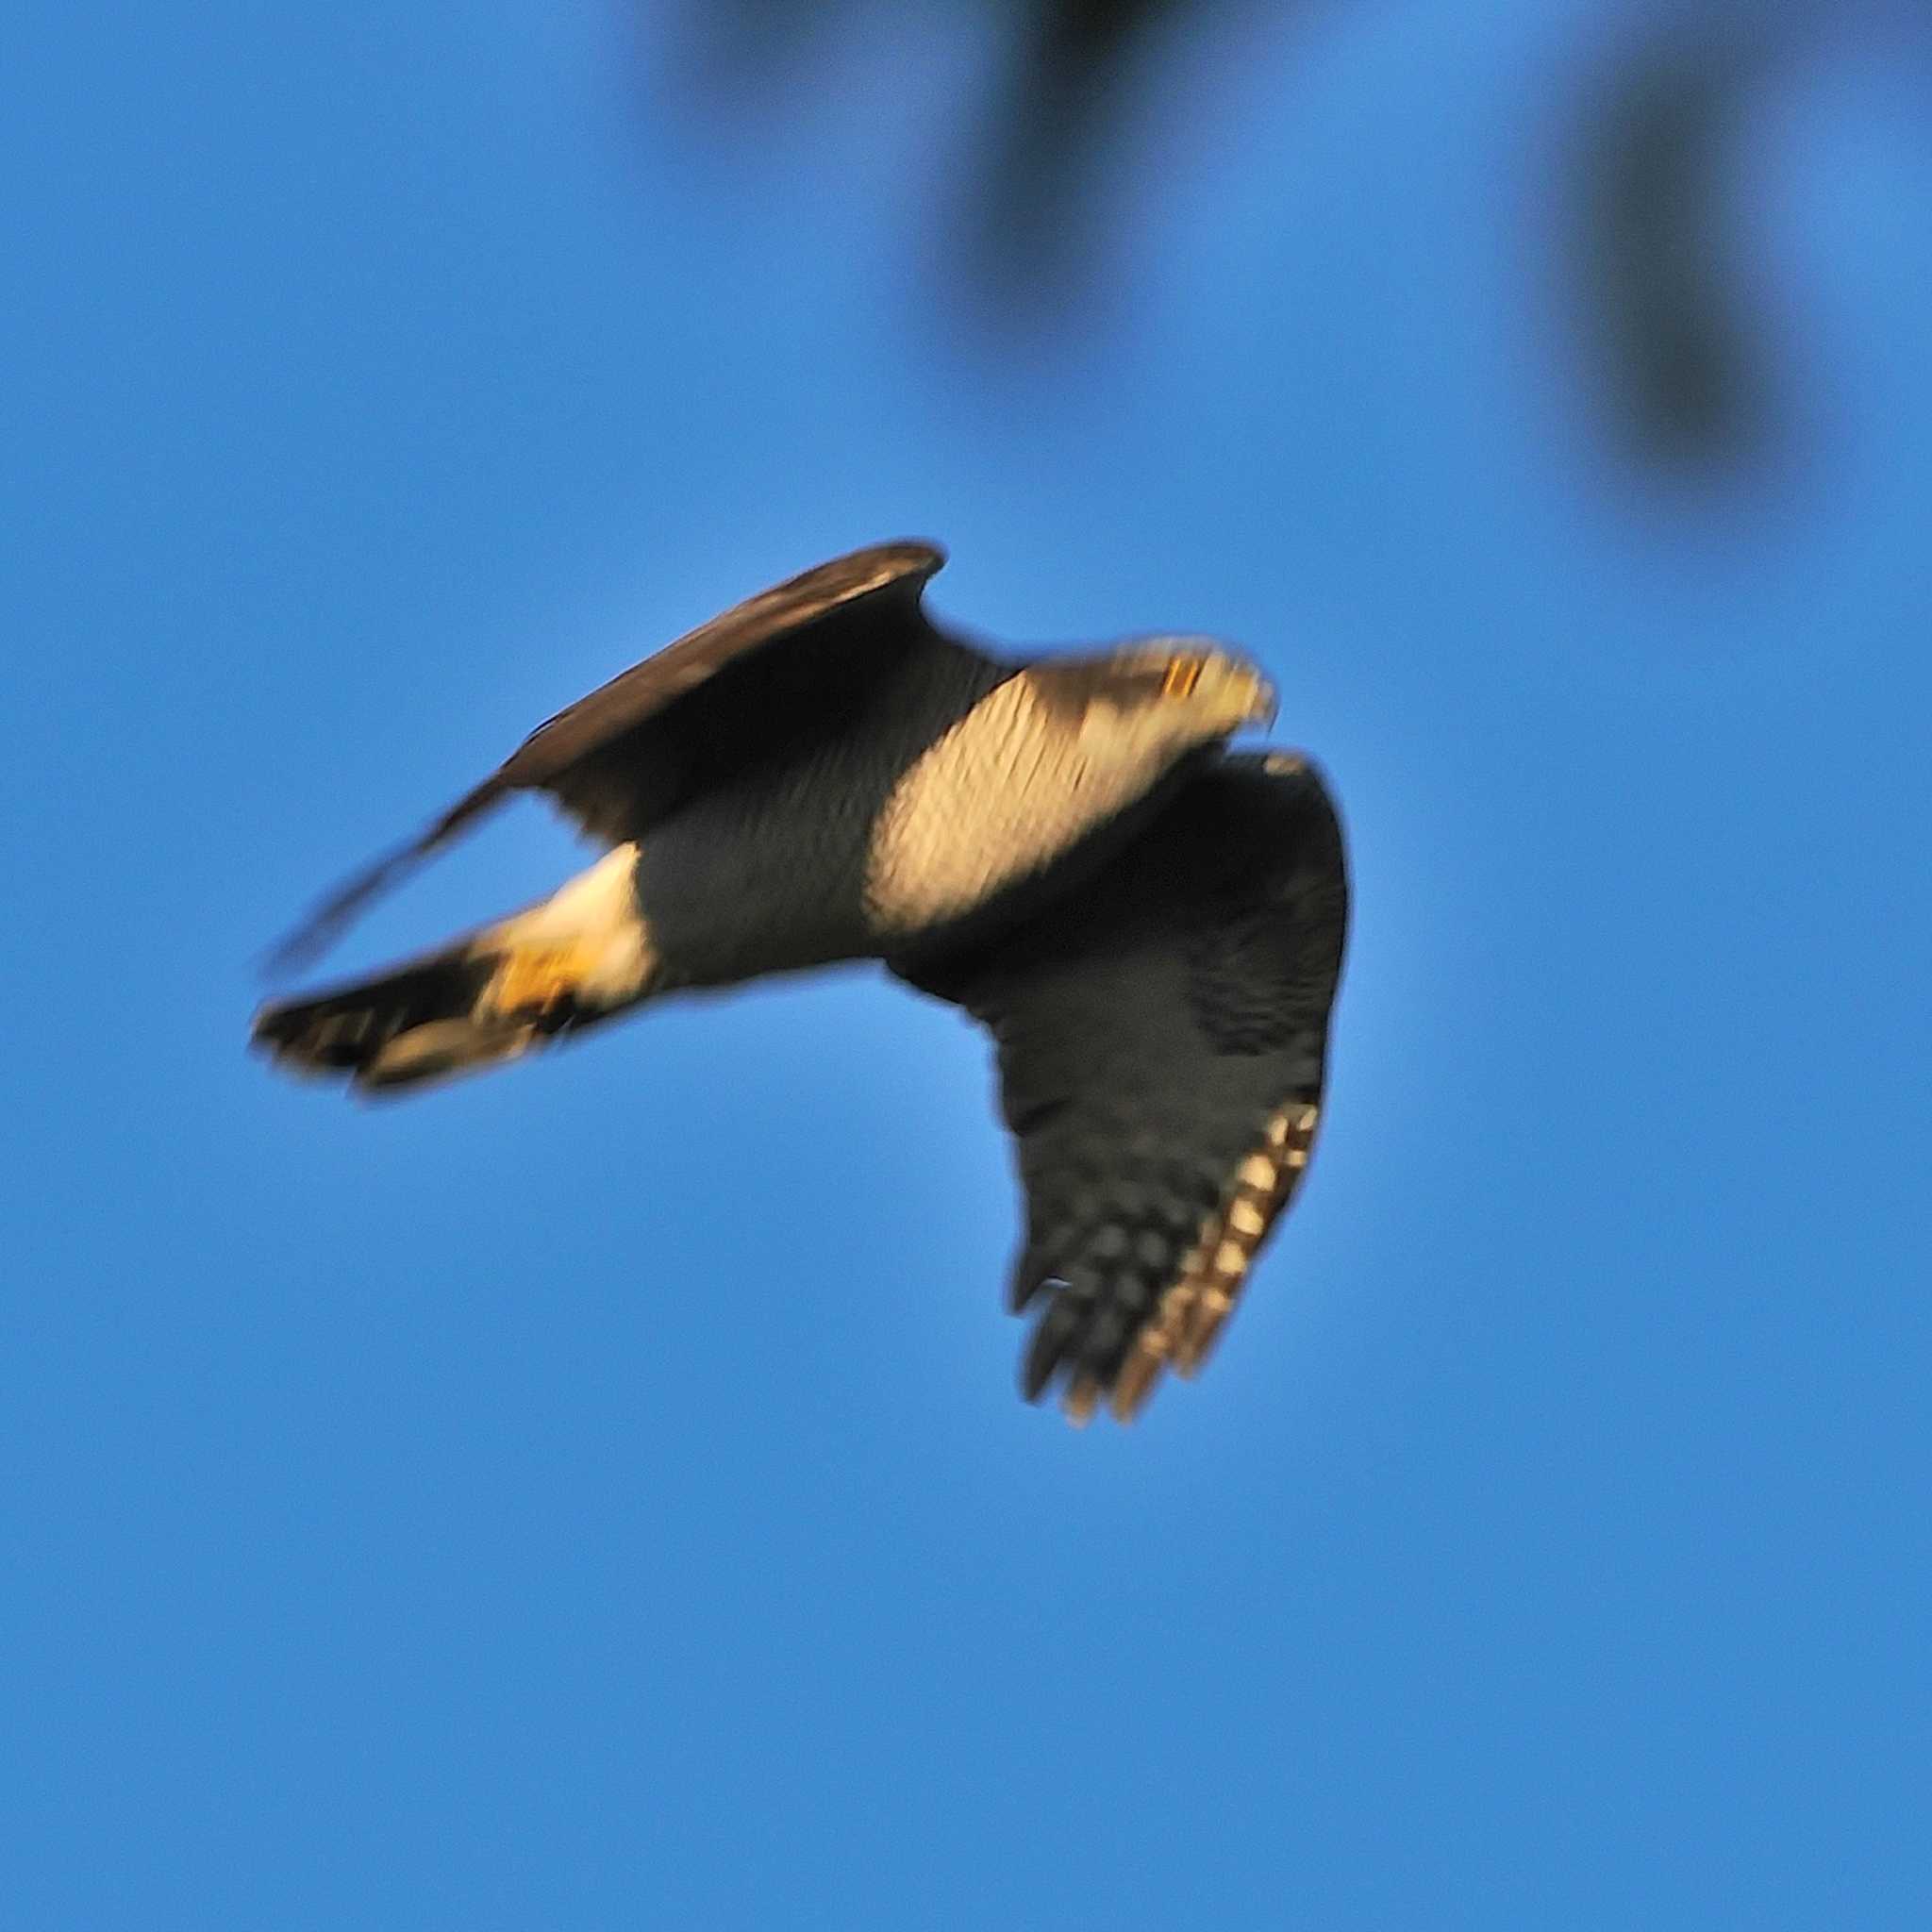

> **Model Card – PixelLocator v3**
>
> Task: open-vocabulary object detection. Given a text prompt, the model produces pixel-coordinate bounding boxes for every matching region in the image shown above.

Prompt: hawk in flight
[253,542,1348,1423]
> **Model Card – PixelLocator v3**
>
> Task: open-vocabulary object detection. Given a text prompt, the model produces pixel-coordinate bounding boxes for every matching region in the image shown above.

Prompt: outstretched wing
[266,541,946,976]
[895,752,1347,1424]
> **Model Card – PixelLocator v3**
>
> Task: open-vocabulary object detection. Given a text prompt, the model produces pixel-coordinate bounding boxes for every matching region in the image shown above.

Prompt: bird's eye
[1161,657,1204,699]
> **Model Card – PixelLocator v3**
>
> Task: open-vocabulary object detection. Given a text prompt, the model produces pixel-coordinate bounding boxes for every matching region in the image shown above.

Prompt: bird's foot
[485,940,603,1024]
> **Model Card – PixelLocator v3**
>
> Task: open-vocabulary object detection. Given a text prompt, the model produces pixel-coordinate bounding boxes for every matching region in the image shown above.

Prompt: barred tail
[251,844,653,1095]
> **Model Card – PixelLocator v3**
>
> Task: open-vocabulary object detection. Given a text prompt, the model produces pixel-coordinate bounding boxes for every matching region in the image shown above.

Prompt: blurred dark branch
[965,0,1183,302]
[1572,26,1778,471]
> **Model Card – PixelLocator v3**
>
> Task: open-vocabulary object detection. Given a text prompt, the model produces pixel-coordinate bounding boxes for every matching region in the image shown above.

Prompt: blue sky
[7,3,1927,1925]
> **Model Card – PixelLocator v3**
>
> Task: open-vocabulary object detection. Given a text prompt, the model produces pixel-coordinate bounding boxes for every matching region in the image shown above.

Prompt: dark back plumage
[265,541,948,977]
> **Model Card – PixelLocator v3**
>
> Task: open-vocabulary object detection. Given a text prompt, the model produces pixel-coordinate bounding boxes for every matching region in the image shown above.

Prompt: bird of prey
[253,541,1347,1423]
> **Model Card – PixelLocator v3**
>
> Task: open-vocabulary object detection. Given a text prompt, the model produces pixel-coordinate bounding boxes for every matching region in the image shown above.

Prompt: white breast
[863,672,1163,935]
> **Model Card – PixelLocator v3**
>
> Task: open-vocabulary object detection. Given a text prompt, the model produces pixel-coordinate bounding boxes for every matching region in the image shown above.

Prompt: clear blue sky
[7,4,1927,1925]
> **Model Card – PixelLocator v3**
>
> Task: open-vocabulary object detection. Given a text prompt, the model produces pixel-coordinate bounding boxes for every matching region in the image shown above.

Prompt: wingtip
[256,851,412,989]
[879,537,946,574]
[1108,1339,1167,1423]
[256,776,512,986]
[1061,1377,1101,1426]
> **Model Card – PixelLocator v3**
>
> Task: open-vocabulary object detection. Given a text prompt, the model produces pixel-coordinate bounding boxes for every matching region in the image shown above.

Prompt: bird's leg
[475,843,656,1029]
[487,940,608,1023]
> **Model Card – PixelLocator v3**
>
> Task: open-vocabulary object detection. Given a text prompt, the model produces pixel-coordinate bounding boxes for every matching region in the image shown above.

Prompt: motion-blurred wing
[897,752,1347,1423]
[265,541,945,975]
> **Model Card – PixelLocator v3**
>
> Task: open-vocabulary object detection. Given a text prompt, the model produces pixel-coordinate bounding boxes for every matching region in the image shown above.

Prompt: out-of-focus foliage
[1574,25,1774,468]
[647,0,1925,480]
[652,0,1231,301]
[953,0,1211,294]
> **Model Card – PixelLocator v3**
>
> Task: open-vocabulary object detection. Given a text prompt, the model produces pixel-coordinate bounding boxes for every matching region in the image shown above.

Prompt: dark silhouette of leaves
[641,1,1922,476]
[1570,22,1788,471]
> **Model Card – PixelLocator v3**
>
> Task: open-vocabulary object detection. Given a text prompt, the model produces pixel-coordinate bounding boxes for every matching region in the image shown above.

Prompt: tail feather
[252,844,653,1094]
[251,942,535,1092]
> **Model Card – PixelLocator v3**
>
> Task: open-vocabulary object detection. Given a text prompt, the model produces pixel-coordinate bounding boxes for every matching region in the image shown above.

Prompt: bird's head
[1034,639,1276,771]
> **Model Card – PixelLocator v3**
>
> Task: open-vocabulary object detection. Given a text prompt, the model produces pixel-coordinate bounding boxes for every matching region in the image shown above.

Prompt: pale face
[1064,639,1278,767]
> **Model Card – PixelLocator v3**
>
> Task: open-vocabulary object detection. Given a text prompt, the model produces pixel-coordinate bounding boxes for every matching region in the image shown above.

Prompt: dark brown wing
[894,752,1347,1424]
[264,541,946,977]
